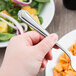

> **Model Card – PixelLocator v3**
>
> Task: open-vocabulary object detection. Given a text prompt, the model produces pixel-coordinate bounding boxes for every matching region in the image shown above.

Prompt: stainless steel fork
[18,10,76,71]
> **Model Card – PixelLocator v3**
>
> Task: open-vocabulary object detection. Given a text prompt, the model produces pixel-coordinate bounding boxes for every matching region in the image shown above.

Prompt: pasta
[54,43,76,76]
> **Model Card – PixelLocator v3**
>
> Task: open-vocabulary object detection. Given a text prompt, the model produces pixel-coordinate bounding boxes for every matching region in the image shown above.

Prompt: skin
[0,31,58,76]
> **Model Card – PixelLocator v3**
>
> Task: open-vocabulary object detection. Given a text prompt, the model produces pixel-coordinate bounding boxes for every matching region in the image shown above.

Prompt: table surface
[0,0,76,76]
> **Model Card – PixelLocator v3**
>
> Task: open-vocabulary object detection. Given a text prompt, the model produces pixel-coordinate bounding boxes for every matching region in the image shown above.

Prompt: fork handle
[18,10,49,37]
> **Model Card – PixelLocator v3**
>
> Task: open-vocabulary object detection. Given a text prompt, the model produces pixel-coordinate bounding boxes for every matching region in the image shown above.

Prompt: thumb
[36,33,58,57]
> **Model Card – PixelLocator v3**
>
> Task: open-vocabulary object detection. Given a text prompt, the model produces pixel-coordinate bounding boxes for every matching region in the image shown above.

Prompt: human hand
[0,31,58,76]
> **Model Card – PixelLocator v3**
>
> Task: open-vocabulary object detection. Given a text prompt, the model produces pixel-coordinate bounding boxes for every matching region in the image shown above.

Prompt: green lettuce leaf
[0,33,16,42]
[35,0,50,2]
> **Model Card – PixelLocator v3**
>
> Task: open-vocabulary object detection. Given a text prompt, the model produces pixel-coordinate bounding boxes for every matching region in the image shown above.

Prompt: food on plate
[54,43,76,76]
[0,21,8,33]
[0,0,50,42]
[22,6,40,24]
[0,33,16,42]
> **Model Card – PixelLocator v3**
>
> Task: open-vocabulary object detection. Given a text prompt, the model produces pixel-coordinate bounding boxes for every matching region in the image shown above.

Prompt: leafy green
[0,33,16,42]
[35,0,50,2]
[37,3,44,15]
[30,1,38,8]
[0,0,6,11]
[8,7,21,17]
[24,0,27,1]
[4,0,9,2]
[8,25,15,33]
[38,16,43,24]
[13,16,22,22]
[0,0,13,11]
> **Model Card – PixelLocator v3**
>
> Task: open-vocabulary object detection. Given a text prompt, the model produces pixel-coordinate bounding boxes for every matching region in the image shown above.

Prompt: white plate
[0,0,55,48]
[46,30,76,76]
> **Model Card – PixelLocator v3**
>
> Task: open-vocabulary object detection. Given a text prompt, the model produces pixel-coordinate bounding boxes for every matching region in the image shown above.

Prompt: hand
[0,31,58,76]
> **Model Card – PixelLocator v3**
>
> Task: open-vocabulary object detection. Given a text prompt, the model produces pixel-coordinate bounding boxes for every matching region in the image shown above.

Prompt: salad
[0,0,50,42]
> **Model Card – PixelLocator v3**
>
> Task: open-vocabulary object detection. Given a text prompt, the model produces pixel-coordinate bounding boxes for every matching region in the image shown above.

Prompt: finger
[41,59,48,68]
[23,31,44,46]
[39,59,48,72]
[45,51,52,60]
[36,33,58,57]
[41,52,52,69]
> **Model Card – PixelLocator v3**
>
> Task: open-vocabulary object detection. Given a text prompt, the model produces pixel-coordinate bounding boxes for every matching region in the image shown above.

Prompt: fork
[18,10,76,71]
